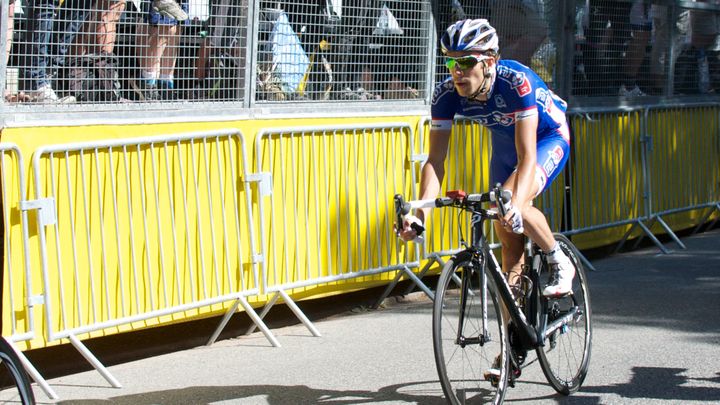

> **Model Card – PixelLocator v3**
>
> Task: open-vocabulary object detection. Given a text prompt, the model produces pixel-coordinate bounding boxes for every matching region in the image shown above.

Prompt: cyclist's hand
[501,205,524,234]
[398,214,424,243]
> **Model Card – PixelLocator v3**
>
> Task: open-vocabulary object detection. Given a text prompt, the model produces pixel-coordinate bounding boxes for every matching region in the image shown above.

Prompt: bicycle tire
[432,251,509,405]
[0,337,35,404]
[536,233,592,395]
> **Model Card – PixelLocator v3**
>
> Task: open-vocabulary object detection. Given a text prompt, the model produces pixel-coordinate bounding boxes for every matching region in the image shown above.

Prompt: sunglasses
[445,55,487,71]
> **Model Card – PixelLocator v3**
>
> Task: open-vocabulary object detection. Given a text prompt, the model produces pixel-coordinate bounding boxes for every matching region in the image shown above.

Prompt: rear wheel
[536,233,592,395]
[432,252,508,404]
[0,337,35,404]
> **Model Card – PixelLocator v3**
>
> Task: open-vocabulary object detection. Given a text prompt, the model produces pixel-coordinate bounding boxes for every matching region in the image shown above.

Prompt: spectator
[584,0,633,96]
[192,0,247,100]
[20,0,92,103]
[688,1,719,93]
[133,0,189,100]
[489,0,548,66]
[648,4,671,95]
[619,0,651,97]
[2,0,31,101]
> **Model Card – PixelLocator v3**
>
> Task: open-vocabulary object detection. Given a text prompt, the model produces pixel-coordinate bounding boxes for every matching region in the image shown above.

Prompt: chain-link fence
[1,1,719,116]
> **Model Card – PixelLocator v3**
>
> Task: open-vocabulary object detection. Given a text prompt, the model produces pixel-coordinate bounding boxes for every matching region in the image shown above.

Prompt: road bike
[395,185,592,404]
[0,337,35,404]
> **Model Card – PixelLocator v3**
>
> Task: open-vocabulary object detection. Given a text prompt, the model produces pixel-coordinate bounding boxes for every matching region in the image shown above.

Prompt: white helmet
[440,19,499,55]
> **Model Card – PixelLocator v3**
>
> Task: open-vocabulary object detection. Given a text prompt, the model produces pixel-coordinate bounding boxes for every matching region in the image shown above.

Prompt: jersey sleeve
[431,79,458,130]
[497,64,539,122]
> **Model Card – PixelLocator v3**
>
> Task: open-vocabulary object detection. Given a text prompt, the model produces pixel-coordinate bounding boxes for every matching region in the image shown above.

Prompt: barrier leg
[373,265,435,309]
[208,299,242,345]
[9,341,59,400]
[631,218,656,251]
[278,290,321,337]
[68,335,122,388]
[693,203,720,234]
[636,220,671,254]
[236,297,281,347]
[614,221,640,253]
[655,216,686,250]
[373,267,407,309]
[244,292,281,336]
[209,296,280,347]
[402,254,445,296]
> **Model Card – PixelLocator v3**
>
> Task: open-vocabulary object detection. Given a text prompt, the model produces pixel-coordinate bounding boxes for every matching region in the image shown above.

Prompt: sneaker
[484,354,521,388]
[130,79,160,101]
[30,84,76,104]
[152,0,188,21]
[483,355,503,386]
[619,84,646,97]
[542,253,576,297]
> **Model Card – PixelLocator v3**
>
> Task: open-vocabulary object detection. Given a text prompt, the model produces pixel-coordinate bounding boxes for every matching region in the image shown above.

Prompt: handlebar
[394,184,524,238]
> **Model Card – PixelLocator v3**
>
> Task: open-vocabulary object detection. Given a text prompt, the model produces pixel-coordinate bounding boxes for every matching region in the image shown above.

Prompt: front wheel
[432,251,508,405]
[0,337,36,404]
[536,233,592,395]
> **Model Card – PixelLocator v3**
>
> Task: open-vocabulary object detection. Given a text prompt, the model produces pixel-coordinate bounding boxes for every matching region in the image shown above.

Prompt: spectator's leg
[23,0,57,92]
[622,29,650,94]
[650,5,669,94]
[158,24,179,99]
[5,0,14,66]
[93,0,127,54]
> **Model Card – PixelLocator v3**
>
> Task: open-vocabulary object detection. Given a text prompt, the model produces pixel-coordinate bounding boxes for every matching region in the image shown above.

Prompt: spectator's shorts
[143,0,190,26]
[489,0,547,41]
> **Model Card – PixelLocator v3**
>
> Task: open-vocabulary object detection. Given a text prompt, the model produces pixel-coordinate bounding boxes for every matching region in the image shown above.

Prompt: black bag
[66,52,123,102]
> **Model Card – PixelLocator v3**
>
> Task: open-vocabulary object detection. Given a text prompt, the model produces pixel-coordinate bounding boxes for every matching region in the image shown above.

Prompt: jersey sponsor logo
[431,79,456,105]
[492,111,515,126]
[497,66,532,97]
[536,88,551,112]
[542,145,564,175]
[494,94,506,108]
[431,119,453,130]
[516,107,538,121]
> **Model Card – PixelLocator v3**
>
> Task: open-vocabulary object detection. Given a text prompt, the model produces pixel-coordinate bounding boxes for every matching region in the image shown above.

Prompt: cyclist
[399,18,575,297]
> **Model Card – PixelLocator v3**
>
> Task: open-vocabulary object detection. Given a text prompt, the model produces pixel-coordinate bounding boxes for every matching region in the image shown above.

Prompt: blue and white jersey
[431,59,570,192]
[431,59,569,142]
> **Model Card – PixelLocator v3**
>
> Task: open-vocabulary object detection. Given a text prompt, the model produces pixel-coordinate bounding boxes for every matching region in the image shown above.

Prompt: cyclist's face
[445,51,495,98]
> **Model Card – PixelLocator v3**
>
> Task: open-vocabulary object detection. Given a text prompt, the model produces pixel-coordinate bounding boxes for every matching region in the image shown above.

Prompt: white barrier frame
[1,143,58,399]
[29,129,274,389]
[244,123,422,340]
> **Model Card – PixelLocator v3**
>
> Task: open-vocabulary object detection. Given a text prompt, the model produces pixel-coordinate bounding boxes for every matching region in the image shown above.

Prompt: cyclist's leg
[489,153,525,284]
[502,133,569,254]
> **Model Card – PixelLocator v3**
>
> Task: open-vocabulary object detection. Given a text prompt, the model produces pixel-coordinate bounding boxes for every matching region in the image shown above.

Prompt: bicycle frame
[465,209,541,351]
[401,190,580,352]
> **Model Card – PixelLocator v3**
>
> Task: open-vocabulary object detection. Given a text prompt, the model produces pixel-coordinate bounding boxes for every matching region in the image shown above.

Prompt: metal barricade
[28,129,272,387]
[639,105,720,246]
[1,142,58,399]
[565,111,652,242]
[249,123,420,338]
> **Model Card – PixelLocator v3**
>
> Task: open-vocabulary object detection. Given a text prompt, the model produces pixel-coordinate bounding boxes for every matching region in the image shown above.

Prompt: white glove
[401,214,425,244]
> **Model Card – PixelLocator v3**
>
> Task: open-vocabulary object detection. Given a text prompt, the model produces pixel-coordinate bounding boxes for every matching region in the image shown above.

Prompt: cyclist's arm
[511,112,539,212]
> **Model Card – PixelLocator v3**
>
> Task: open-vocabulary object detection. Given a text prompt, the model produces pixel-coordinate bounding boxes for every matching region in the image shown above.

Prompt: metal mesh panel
[3,0,248,104]
[573,0,720,98]
[3,0,720,112]
[255,0,430,102]
[432,1,555,90]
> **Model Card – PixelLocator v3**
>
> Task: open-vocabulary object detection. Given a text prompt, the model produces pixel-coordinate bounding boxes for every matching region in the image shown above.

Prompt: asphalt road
[14,227,720,404]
